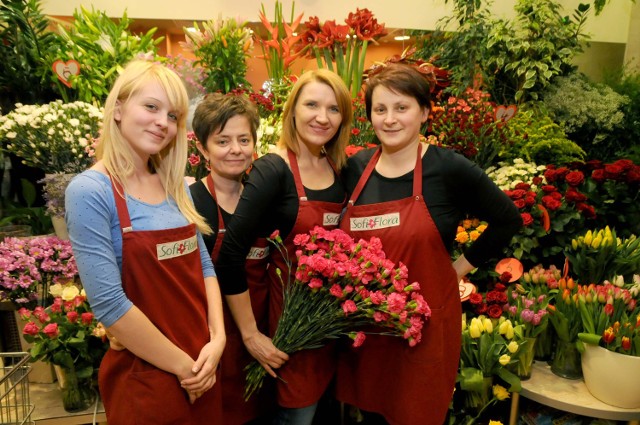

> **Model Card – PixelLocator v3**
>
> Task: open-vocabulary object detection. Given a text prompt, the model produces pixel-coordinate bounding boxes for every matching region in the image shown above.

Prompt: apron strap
[348,143,424,206]
[287,149,307,201]
[205,173,226,233]
[109,175,133,233]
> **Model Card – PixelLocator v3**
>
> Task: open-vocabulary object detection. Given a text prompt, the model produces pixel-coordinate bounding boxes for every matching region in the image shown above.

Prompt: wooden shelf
[30,383,106,425]
[509,362,640,425]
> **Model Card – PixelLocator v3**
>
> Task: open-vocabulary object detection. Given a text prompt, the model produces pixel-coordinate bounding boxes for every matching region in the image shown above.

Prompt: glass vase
[550,339,582,379]
[516,336,537,380]
[534,324,554,362]
[463,376,493,415]
[54,364,96,412]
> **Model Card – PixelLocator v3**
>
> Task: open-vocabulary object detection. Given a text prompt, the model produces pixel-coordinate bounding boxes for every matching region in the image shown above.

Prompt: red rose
[626,166,640,183]
[513,199,526,209]
[555,167,569,179]
[542,196,562,211]
[576,202,596,219]
[494,283,506,292]
[521,212,534,226]
[541,185,557,193]
[564,188,587,203]
[524,196,536,206]
[487,304,504,319]
[532,176,543,185]
[514,182,531,191]
[81,312,94,325]
[43,323,59,339]
[564,171,585,186]
[67,311,79,323]
[351,128,361,136]
[510,189,527,199]
[604,164,623,180]
[345,144,364,157]
[475,303,488,315]
[468,293,483,305]
[591,169,605,182]
[613,159,633,171]
[585,159,603,171]
[23,321,40,336]
[544,169,558,183]
[499,271,512,284]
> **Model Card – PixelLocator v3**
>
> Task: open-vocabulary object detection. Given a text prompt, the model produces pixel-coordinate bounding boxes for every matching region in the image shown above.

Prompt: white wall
[41,0,633,44]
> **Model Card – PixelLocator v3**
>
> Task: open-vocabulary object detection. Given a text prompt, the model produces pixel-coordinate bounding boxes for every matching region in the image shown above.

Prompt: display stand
[509,362,640,425]
[30,383,107,425]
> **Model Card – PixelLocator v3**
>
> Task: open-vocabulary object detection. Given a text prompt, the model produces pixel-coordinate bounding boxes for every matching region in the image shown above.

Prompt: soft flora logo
[323,213,340,227]
[156,236,198,260]
[246,246,269,260]
[350,212,400,231]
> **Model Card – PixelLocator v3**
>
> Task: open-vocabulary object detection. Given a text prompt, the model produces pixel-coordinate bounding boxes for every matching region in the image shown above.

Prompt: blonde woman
[65,60,225,424]
[216,69,353,425]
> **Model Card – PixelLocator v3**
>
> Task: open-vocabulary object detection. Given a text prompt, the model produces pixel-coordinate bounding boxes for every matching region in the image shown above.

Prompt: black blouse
[215,153,346,295]
[342,145,522,267]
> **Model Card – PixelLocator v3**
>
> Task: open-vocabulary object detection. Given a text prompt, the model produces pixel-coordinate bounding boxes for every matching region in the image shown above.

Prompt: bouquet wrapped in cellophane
[244,226,432,400]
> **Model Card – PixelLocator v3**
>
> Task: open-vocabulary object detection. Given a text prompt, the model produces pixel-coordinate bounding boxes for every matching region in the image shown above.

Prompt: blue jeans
[272,403,318,425]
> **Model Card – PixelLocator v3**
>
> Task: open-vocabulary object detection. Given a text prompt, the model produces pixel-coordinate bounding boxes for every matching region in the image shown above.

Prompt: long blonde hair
[278,69,352,169]
[96,60,211,234]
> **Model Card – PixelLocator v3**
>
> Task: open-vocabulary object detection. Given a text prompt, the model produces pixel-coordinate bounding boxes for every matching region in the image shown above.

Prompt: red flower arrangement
[468,276,510,319]
[244,226,431,399]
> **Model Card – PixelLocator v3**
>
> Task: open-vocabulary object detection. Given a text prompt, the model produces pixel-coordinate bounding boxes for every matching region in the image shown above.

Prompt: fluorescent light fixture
[186,27,197,32]
[394,35,410,41]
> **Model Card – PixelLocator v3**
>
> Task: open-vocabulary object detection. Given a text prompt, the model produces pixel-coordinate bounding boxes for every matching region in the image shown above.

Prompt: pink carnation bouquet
[244,226,431,399]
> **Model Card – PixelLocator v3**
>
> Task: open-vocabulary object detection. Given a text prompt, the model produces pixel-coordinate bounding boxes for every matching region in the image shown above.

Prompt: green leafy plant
[502,105,585,166]
[0,0,60,112]
[0,179,52,236]
[486,0,591,103]
[47,6,162,103]
[603,68,640,163]
[182,17,253,94]
[542,73,629,161]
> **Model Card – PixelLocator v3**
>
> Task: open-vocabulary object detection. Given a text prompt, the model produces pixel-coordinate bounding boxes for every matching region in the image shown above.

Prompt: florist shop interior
[1,0,640,424]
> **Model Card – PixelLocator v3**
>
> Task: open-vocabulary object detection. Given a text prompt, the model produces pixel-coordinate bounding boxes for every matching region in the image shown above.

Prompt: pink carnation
[352,331,366,347]
[387,292,407,314]
[329,284,343,298]
[342,300,357,315]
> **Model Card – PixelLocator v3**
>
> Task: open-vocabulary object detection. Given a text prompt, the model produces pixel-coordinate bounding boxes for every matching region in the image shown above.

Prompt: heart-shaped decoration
[494,104,518,122]
[52,59,81,88]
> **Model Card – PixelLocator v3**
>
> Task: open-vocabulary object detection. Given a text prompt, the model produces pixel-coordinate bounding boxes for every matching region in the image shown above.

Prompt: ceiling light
[394,35,410,41]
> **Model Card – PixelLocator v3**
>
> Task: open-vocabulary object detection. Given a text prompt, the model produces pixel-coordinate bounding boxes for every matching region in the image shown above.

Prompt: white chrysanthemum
[69,118,80,127]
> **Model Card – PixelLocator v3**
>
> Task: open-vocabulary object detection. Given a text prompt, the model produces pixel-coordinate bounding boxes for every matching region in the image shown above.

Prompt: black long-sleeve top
[342,145,522,267]
[215,153,346,295]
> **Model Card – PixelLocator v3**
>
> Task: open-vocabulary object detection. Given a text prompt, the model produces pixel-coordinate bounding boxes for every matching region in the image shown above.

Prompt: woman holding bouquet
[189,93,275,424]
[215,69,353,425]
[337,63,521,425]
[65,60,225,424]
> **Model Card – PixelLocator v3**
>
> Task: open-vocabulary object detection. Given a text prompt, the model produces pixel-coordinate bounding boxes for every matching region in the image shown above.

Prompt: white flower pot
[581,343,640,408]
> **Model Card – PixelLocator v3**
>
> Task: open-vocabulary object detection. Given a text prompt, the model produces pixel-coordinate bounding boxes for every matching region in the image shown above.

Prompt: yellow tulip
[584,230,593,245]
[492,385,510,401]
[499,354,511,366]
[571,239,578,250]
[591,235,602,249]
[482,317,494,334]
[507,341,519,353]
[469,319,482,338]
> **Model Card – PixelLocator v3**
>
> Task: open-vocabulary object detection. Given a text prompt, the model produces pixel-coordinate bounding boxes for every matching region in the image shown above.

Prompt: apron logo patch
[246,246,269,260]
[323,212,340,226]
[350,212,400,231]
[156,235,198,260]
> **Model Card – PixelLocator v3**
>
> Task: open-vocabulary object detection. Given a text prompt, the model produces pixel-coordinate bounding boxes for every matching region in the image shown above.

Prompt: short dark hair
[192,93,260,148]
[364,64,432,121]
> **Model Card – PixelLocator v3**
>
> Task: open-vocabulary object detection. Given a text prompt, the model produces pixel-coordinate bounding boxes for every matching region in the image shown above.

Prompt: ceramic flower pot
[581,344,640,408]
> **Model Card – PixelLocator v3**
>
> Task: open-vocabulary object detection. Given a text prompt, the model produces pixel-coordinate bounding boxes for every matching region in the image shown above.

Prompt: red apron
[267,149,345,408]
[336,145,461,425]
[99,178,222,425]
[206,174,274,424]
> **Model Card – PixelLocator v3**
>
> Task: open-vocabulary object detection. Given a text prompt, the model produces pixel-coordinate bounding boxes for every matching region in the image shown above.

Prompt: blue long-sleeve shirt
[65,170,214,327]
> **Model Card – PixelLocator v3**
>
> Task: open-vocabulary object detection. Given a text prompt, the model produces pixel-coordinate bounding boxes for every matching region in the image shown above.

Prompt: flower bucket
[581,344,640,408]
[550,339,582,380]
[53,364,97,412]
